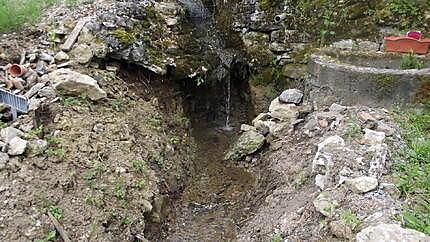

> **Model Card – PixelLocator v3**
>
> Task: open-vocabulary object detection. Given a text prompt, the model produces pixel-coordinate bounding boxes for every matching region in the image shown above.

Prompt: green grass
[341,210,361,232]
[0,0,84,33]
[394,106,430,235]
[400,53,424,70]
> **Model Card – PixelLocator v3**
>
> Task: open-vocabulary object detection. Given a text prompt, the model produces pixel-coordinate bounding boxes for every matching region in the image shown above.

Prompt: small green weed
[136,179,146,189]
[62,95,90,106]
[120,217,133,226]
[341,210,361,231]
[0,121,7,129]
[37,230,57,242]
[45,148,65,157]
[48,205,63,220]
[401,53,424,70]
[345,122,362,140]
[25,125,44,139]
[111,99,123,112]
[271,233,283,242]
[45,135,62,145]
[114,179,126,200]
[131,159,146,172]
[85,195,104,207]
[170,136,181,145]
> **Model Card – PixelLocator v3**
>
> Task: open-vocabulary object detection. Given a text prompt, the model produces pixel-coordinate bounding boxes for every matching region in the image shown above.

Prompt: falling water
[223,77,233,131]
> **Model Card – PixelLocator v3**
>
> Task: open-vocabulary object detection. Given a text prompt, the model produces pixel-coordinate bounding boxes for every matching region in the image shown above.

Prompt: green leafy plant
[48,205,63,220]
[341,210,361,231]
[320,13,336,47]
[114,178,126,200]
[25,125,44,139]
[131,159,146,172]
[271,233,283,242]
[37,230,57,242]
[401,53,424,70]
[345,122,362,140]
[45,148,66,157]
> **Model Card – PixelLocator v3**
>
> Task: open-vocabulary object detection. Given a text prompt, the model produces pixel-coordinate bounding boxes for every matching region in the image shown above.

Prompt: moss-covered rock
[224,130,265,161]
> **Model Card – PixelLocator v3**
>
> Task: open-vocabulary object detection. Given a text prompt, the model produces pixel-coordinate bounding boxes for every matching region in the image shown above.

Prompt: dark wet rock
[224,130,265,161]
[279,89,303,104]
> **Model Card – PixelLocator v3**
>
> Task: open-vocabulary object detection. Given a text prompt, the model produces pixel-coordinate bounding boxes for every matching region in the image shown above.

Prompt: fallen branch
[47,211,72,242]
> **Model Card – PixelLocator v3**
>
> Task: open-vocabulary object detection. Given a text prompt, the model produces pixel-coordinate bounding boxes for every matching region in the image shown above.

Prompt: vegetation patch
[0,0,82,33]
[400,53,424,70]
[394,106,430,235]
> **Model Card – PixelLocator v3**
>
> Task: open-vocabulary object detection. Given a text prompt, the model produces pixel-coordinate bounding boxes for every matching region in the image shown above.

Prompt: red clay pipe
[8,64,28,77]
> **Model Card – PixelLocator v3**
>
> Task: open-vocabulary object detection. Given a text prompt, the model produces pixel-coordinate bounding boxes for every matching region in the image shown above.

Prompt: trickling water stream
[156,0,255,241]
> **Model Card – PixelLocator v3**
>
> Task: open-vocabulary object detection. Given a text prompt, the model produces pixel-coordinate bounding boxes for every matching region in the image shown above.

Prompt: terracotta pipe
[8,64,28,77]
[274,13,287,23]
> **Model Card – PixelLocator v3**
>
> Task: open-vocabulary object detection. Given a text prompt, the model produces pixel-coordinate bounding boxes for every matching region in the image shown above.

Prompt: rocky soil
[225,89,429,241]
[0,0,429,241]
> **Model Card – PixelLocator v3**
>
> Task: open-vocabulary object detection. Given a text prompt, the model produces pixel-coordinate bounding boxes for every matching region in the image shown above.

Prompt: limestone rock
[315,174,328,190]
[70,44,94,64]
[269,98,299,121]
[356,223,430,242]
[346,176,378,193]
[54,51,70,62]
[8,137,28,156]
[329,103,347,113]
[362,129,385,145]
[376,123,395,136]
[1,127,24,143]
[38,86,57,99]
[49,69,107,100]
[28,139,48,155]
[0,152,9,170]
[224,130,265,161]
[279,89,303,104]
[330,220,353,239]
[240,124,256,132]
[313,192,339,217]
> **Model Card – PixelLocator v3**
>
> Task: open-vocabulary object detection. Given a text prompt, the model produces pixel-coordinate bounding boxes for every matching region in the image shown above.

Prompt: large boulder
[48,69,107,101]
[224,130,265,161]
[269,98,299,121]
[356,223,430,242]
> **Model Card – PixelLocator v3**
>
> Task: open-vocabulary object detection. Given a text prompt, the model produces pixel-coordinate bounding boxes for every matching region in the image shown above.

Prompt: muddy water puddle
[164,125,255,241]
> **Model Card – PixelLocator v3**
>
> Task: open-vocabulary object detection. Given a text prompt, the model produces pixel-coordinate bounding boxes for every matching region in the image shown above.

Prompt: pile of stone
[228,88,429,241]
[225,89,309,161]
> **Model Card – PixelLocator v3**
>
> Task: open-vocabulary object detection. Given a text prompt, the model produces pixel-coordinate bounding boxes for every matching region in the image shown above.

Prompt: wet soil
[163,124,255,241]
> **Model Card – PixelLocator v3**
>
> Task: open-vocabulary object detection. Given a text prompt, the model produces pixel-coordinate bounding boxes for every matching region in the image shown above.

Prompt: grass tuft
[394,107,430,235]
